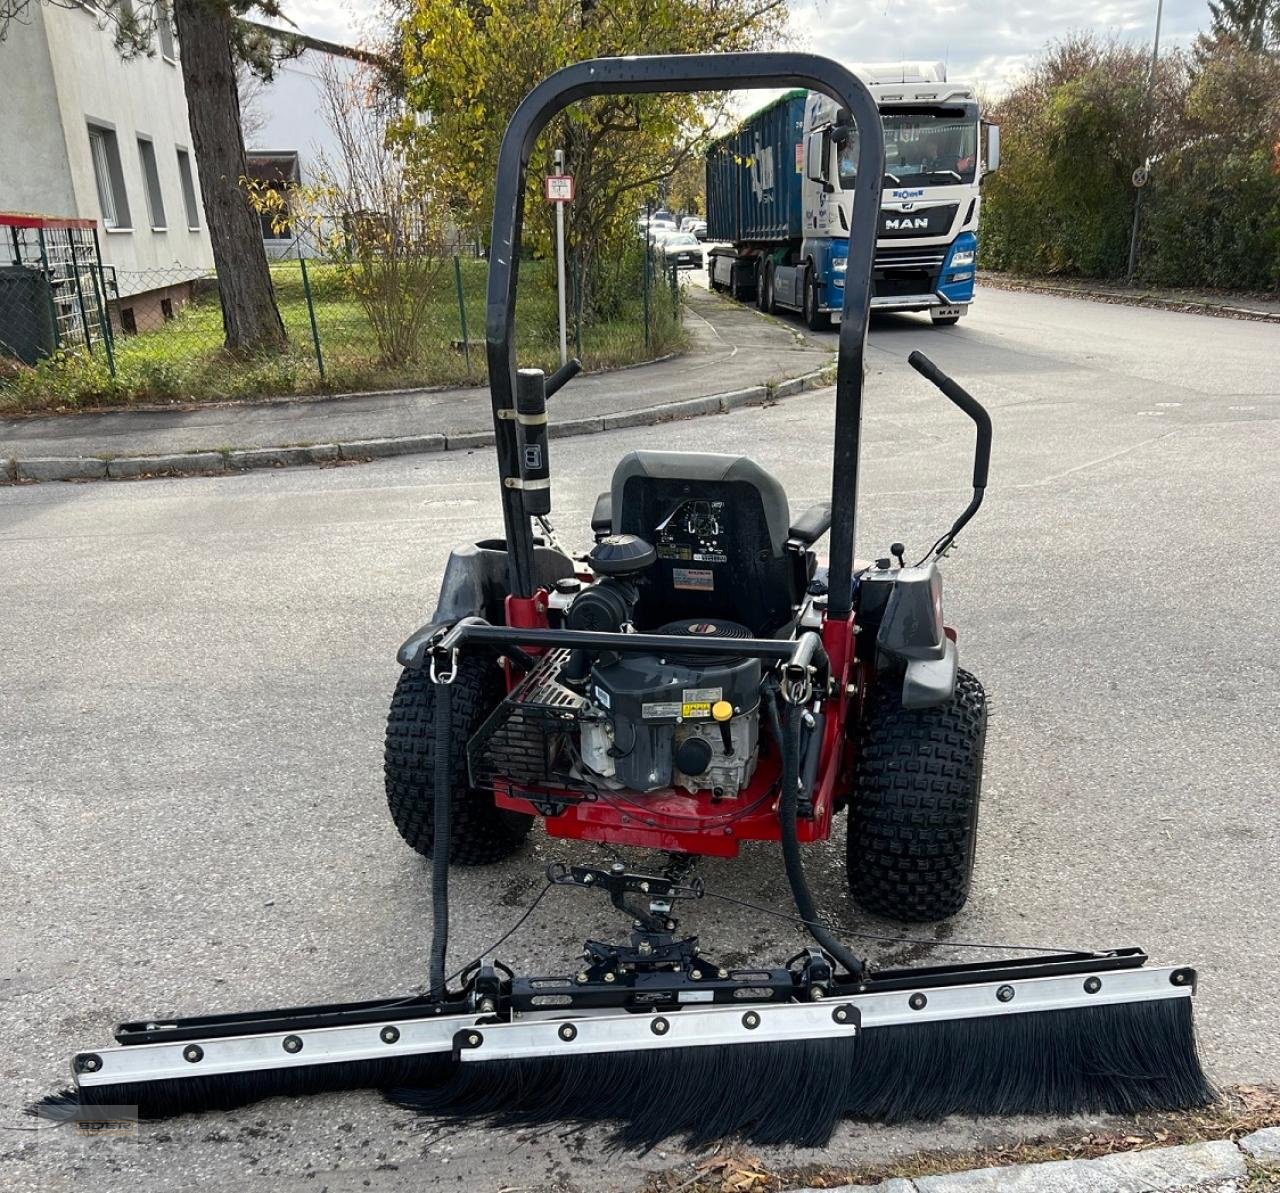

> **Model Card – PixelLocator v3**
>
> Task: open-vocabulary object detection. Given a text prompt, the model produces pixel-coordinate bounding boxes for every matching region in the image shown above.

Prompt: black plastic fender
[397,540,576,668]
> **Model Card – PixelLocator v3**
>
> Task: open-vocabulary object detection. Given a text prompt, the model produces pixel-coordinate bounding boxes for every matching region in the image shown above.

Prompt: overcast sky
[282,0,1210,95]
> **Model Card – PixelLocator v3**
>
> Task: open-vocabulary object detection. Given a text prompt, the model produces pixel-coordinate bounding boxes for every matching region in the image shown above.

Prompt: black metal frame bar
[485,54,885,616]
[438,618,815,663]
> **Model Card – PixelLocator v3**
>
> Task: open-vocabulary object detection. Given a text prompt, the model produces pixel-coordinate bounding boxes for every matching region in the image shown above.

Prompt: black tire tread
[384,659,533,865]
[847,669,986,921]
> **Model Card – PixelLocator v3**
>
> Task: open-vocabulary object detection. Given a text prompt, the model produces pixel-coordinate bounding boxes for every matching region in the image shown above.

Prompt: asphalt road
[1,288,1277,1192]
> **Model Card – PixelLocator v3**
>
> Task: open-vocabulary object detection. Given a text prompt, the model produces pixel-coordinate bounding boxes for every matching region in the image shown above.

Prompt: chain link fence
[0,236,685,413]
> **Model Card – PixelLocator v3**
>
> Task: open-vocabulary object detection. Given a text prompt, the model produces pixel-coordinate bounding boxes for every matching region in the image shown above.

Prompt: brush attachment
[387,994,1212,1148]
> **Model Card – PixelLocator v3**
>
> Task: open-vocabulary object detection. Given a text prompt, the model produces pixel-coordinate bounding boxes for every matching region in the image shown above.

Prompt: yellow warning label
[681,702,712,719]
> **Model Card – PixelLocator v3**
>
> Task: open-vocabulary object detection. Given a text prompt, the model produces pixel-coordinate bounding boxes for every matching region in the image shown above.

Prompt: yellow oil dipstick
[712,700,734,755]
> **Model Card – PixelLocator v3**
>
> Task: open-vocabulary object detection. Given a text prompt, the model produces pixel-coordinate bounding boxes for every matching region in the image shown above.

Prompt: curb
[797,1130,1280,1193]
[980,273,1280,323]
[5,363,836,484]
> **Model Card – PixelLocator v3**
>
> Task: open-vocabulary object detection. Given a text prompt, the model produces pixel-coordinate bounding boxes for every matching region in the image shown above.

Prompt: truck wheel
[385,656,534,865]
[803,267,830,331]
[757,261,774,314]
[846,670,986,921]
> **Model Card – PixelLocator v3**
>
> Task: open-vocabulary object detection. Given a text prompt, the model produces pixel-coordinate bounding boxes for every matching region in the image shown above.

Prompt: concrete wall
[25,5,215,281]
[0,9,77,216]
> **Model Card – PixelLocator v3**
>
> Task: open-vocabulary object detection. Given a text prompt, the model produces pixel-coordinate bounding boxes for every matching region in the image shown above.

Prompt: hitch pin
[430,647,459,685]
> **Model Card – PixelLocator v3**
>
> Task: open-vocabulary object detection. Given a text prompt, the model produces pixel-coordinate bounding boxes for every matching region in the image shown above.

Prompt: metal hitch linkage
[75,964,1192,1091]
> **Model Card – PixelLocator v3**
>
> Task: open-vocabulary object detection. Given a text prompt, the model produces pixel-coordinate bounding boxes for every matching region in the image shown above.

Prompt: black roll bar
[486,53,886,617]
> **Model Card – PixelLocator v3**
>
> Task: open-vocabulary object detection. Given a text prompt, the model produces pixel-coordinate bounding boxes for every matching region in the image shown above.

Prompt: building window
[120,307,137,334]
[156,3,176,59]
[176,148,200,229]
[88,123,131,230]
[137,137,167,230]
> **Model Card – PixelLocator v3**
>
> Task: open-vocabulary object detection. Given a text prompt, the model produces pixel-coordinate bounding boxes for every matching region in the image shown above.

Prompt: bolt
[467,1032,481,1047]
[478,998,496,1013]
[639,881,650,893]
[77,1053,103,1073]
[583,873,594,884]
[742,1011,761,1029]
[610,863,625,874]
[604,972,616,983]
[576,972,589,984]
[717,968,728,979]
[810,985,825,1000]
[283,1035,304,1054]
[997,985,1015,1003]
[832,1006,850,1024]
[909,993,928,1011]
[182,1045,203,1064]
[650,1017,670,1036]
[558,1023,577,1042]
[381,1026,401,1044]
[1084,976,1102,994]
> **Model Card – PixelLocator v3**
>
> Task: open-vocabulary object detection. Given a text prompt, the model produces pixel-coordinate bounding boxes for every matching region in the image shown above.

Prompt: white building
[242,39,361,258]
[0,2,215,328]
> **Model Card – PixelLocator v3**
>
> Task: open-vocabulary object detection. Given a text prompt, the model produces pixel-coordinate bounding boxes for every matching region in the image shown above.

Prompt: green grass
[0,257,686,414]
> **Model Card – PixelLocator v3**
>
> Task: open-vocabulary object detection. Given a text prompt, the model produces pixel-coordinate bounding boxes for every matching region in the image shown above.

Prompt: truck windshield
[838,109,979,189]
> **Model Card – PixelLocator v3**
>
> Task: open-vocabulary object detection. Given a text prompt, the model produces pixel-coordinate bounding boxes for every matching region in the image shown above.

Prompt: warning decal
[672,566,714,591]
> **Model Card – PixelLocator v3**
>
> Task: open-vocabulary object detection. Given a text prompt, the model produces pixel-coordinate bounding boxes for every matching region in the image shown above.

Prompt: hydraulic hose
[429,679,453,1001]
[765,686,865,980]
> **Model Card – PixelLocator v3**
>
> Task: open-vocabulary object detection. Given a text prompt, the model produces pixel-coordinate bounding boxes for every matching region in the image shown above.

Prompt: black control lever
[544,357,583,399]
[907,351,993,562]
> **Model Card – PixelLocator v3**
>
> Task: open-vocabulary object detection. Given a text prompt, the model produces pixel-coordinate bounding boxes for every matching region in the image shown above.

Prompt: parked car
[659,232,704,269]
[679,216,700,232]
[688,219,708,240]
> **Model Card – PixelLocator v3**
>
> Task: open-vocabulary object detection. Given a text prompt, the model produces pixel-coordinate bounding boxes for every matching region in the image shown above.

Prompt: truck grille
[872,245,946,299]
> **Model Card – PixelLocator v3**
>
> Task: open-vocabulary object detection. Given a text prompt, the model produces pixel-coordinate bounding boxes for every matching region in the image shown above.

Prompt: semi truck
[705,62,1000,328]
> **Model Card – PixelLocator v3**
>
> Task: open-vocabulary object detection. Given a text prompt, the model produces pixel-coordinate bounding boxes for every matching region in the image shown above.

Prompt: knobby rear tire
[846,669,986,921]
[385,658,534,865]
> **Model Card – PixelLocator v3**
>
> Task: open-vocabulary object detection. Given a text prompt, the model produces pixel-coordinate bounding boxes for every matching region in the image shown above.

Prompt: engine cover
[581,619,761,795]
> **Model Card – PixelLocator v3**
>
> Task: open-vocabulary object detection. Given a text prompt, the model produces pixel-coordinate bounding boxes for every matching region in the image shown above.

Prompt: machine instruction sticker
[682,687,723,703]
[642,701,682,720]
[672,566,714,591]
[682,702,712,719]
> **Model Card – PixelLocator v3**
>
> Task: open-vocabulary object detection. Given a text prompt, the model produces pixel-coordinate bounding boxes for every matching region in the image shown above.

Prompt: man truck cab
[707,62,1000,328]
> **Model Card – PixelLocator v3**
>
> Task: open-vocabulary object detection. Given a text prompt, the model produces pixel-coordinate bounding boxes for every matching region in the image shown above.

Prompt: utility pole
[1126,0,1164,283]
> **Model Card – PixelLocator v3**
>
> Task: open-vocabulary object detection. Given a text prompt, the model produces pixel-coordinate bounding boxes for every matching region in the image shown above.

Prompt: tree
[393,0,784,314]
[1196,0,1280,56]
[0,0,288,354]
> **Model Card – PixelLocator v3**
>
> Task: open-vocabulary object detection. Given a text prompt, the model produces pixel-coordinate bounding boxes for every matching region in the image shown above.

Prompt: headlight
[950,249,976,267]
[832,257,847,272]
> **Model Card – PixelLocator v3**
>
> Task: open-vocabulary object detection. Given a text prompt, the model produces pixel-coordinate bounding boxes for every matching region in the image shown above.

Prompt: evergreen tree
[1196,0,1280,57]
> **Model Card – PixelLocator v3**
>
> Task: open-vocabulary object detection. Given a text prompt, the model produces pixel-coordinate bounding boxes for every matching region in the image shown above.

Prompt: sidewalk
[980,271,1280,322]
[1,287,833,481]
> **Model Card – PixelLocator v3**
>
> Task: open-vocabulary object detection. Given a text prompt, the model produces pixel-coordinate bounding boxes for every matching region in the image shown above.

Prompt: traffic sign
[1132,167,1149,188]
[545,174,575,203]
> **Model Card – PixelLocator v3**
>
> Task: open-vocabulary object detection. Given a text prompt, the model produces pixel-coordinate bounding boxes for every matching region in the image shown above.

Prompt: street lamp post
[1126,0,1165,283]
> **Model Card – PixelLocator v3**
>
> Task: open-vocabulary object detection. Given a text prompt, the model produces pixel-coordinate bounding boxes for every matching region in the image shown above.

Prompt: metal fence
[0,239,685,411]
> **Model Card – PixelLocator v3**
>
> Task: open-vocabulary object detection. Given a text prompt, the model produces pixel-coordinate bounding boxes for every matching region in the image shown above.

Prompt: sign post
[546,155,574,366]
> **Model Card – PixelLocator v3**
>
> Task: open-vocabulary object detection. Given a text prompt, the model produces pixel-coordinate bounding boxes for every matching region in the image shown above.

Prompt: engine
[577,618,761,797]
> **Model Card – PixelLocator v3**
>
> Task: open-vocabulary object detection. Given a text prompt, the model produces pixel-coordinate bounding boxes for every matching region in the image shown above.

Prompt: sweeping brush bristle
[37,996,1212,1147]
[390,997,1213,1148]
[34,1052,456,1121]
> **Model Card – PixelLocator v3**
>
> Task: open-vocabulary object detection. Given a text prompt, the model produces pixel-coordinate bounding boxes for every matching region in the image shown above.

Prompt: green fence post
[643,247,651,354]
[573,257,583,358]
[453,255,470,377]
[298,251,325,382]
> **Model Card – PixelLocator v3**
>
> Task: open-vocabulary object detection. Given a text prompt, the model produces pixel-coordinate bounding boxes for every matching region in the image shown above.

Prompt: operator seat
[589,450,828,636]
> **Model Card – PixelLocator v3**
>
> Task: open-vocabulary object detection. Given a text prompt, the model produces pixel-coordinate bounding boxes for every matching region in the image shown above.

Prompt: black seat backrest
[610,451,804,634]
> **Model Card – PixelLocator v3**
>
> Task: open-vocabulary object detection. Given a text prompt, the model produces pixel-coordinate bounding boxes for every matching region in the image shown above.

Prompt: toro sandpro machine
[52,54,1211,1145]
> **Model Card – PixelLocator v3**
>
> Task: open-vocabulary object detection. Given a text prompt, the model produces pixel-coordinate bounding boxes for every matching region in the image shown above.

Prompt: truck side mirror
[982,121,1001,175]
[804,129,831,186]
